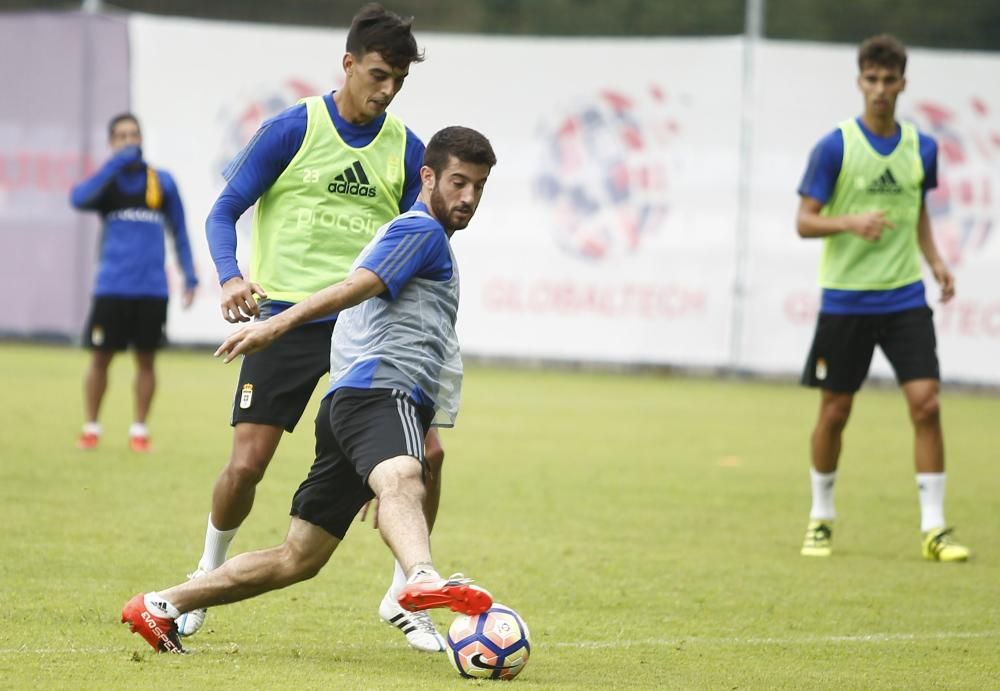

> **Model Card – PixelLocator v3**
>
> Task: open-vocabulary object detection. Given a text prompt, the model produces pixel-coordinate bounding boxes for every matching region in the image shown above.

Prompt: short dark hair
[424,126,497,176]
[107,112,140,139]
[346,3,424,69]
[858,34,907,74]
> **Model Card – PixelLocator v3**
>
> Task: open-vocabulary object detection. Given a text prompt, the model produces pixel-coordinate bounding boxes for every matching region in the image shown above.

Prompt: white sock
[83,422,101,436]
[917,473,946,532]
[198,514,239,571]
[129,422,149,438]
[388,560,407,599]
[809,468,837,520]
[144,592,181,619]
[406,565,440,584]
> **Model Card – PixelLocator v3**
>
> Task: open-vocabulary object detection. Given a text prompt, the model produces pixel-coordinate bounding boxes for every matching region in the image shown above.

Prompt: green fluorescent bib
[819,119,924,290]
[252,96,407,302]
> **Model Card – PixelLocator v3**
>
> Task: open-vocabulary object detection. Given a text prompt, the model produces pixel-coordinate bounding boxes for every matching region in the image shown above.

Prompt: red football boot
[128,435,151,453]
[397,573,492,616]
[121,593,184,654]
[76,432,99,450]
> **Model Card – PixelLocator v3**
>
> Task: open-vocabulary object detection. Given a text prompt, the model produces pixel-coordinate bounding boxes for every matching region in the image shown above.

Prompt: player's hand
[849,210,895,241]
[931,261,956,303]
[215,320,279,363]
[182,286,196,309]
[220,276,268,323]
[358,499,379,529]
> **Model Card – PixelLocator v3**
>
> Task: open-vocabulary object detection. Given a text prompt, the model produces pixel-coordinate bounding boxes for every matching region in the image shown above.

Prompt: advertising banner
[0,13,129,338]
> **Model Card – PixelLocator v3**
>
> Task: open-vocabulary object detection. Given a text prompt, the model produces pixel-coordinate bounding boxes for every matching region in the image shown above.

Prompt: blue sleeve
[222,104,307,204]
[359,218,451,300]
[919,133,938,196]
[400,127,425,209]
[69,146,140,210]
[797,129,843,204]
[159,171,198,289]
[206,184,254,285]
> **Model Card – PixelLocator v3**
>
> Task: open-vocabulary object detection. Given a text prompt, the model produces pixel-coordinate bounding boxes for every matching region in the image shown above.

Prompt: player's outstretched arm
[215,268,386,363]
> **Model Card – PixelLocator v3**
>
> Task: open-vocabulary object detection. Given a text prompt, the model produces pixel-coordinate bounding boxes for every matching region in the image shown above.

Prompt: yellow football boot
[801,519,833,557]
[922,527,970,562]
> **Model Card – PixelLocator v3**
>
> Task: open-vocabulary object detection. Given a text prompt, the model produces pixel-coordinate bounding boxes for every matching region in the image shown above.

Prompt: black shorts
[801,306,940,393]
[230,319,334,432]
[84,296,168,351]
[290,388,433,539]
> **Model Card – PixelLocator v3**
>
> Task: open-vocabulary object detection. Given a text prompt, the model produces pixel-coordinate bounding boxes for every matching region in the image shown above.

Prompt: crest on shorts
[815,357,828,381]
[240,383,253,409]
[91,326,105,346]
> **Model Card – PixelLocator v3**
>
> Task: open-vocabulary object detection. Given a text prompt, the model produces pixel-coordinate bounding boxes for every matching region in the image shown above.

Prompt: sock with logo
[809,468,837,520]
[144,592,181,619]
[83,422,102,436]
[916,472,946,532]
[199,514,240,572]
[129,422,149,439]
[406,564,440,584]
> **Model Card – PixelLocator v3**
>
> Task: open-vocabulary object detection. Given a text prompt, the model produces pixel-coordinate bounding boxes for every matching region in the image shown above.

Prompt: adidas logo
[867,168,902,194]
[328,161,377,198]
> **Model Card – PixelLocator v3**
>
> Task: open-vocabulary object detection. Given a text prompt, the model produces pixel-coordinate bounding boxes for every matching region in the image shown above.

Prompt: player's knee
[381,461,425,501]
[223,452,269,488]
[910,394,941,426]
[821,399,852,430]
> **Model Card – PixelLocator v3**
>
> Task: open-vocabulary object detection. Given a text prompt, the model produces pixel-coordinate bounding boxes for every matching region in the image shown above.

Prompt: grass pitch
[0,343,998,689]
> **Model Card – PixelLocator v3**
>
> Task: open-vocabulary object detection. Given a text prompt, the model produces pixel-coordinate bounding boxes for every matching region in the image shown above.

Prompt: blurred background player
[122,125,497,656]
[185,3,450,651]
[70,113,198,453]
[796,34,969,562]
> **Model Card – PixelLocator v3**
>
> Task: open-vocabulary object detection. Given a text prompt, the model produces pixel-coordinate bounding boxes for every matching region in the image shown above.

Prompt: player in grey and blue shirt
[121,127,499,656]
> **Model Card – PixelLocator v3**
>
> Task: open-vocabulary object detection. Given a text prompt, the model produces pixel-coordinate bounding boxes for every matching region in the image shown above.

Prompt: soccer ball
[446,603,531,680]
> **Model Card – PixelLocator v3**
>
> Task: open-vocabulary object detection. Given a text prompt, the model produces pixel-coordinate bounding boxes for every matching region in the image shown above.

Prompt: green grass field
[1,343,998,689]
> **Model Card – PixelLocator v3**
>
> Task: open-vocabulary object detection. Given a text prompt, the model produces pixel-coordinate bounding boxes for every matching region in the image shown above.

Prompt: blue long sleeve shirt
[71,146,198,298]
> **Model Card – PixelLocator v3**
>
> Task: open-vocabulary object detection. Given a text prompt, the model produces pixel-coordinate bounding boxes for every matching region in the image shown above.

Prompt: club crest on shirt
[240,383,254,409]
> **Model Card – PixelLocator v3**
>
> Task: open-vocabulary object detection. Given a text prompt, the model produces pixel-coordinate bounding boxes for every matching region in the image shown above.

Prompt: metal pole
[729,0,764,373]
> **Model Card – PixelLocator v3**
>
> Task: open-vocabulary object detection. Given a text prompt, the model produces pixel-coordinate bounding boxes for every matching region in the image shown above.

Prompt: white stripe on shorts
[392,390,423,462]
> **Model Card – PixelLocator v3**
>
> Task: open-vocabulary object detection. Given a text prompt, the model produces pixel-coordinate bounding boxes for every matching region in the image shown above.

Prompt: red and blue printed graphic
[535,86,680,261]
[910,97,1000,266]
[215,78,321,174]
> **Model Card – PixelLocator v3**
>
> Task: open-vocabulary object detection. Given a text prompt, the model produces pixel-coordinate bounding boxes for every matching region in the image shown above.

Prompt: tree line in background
[2,0,998,50]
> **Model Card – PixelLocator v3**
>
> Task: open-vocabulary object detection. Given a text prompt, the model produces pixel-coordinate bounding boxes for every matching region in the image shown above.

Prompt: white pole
[729,0,764,372]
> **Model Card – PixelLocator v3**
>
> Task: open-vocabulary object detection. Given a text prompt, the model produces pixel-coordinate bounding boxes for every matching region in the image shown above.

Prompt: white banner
[129,16,1000,383]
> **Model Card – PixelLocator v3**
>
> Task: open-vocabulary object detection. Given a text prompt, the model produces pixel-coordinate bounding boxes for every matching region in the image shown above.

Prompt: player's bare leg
[378,433,449,651]
[78,350,114,449]
[370,456,491,618]
[902,379,968,561]
[211,423,285,531]
[178,423,284,635]
[122,518,339,653]
[129,350,156,452]
[802,390,853,556]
